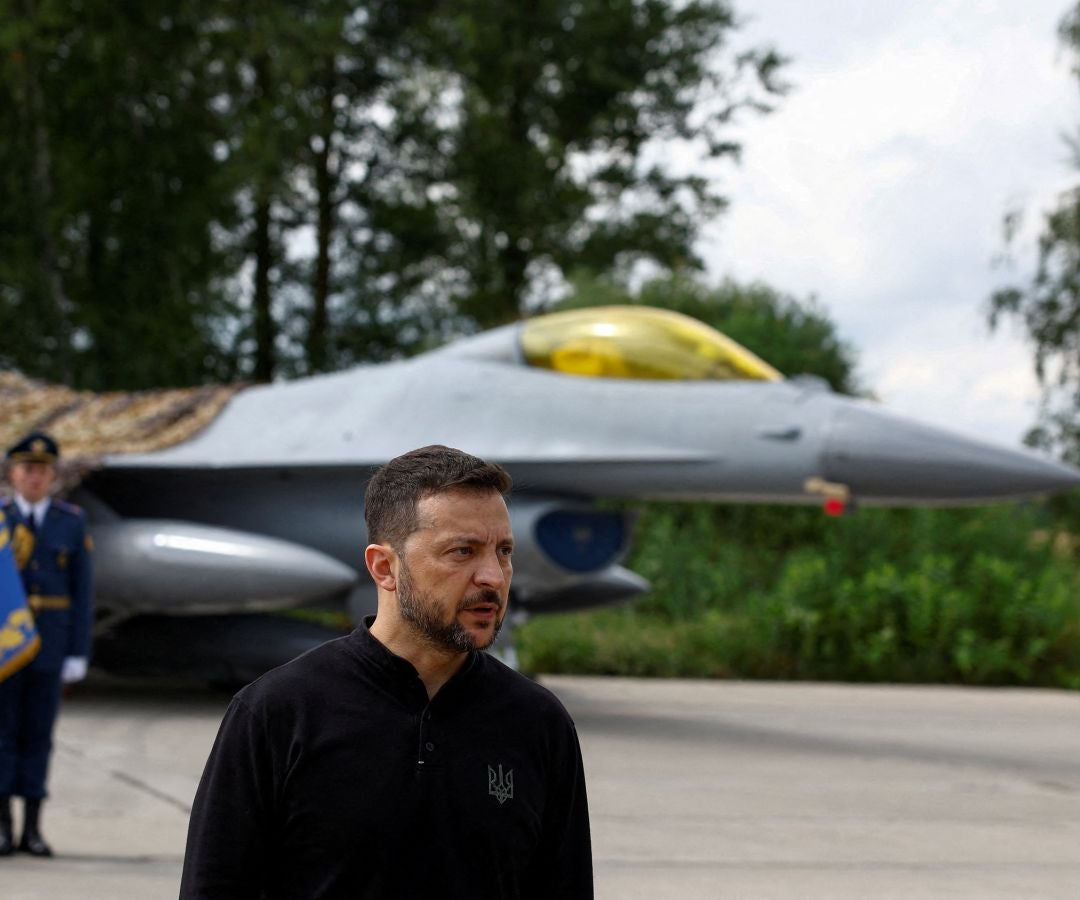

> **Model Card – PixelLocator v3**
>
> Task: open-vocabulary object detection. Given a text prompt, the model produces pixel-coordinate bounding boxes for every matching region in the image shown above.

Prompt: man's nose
[474,550,509,590]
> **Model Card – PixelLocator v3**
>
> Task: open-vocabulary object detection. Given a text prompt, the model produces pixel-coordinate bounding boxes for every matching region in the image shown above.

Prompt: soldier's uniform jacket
[0,497,93,672]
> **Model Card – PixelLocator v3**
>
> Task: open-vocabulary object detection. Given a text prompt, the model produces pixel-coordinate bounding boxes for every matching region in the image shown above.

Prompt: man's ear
[364,543,397,591]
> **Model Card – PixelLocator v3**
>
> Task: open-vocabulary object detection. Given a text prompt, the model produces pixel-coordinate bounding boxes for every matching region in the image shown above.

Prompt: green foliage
[627,503,829,618]
[0,1,237,389]
[518,608,739,678]
[735,526,1080,685]
[519,504,1080,688]
[0,0,787,388]
[416,0,787,326]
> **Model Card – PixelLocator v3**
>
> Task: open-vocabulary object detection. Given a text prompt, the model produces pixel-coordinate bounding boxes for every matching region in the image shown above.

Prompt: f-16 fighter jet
[10,306,1077,681]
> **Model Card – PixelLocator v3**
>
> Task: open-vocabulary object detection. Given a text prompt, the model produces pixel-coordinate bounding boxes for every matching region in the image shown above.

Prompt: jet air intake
[506,499,646,610]
[533,508,628,572]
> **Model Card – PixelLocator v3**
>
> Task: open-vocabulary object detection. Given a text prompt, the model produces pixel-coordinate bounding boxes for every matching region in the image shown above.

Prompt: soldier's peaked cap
[6,431,60,464]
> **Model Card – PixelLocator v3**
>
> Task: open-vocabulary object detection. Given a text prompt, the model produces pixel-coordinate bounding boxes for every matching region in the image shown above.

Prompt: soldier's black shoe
[0,795,13,856]
[17,829,52,857]
[18,799,52,857]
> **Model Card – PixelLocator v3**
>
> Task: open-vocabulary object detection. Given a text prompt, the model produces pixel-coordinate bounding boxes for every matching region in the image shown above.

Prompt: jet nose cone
[824,401,1080,504]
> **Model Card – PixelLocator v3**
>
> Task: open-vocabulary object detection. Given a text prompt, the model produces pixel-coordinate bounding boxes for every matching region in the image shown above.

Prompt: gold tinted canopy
[520,306,783,382]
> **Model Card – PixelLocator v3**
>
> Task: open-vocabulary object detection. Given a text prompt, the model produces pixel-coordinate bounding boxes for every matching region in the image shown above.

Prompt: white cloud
[867,305,1041,442]
[704,0,1076,448]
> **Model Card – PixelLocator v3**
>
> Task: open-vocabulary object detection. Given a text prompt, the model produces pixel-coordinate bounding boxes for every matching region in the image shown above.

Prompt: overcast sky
[702,0,1076,449]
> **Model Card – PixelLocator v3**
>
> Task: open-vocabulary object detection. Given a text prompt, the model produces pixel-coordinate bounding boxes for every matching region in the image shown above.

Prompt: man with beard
[180,445,593,899]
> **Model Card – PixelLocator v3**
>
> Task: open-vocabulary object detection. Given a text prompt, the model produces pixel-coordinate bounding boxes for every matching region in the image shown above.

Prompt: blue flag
[0,510,39,681]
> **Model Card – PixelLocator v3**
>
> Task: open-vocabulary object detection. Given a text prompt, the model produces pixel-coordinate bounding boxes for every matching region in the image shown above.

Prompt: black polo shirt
[180,619,593,899]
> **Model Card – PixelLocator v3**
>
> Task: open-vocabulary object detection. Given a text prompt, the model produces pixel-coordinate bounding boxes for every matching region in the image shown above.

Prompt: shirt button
[425,742,435,751]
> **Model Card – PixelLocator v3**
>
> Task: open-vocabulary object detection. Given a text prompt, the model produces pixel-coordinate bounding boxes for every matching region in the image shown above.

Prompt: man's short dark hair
[365,445,512,549]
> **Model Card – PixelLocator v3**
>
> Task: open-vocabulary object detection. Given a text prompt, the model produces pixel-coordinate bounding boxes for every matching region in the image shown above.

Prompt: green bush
[517,500,1080,688]
[626,502,832,618]
[733,548,1080,685]
[517,608,738,678]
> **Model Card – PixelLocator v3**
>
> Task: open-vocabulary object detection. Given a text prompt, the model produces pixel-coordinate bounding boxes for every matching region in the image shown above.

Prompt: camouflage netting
[0,371,247,490]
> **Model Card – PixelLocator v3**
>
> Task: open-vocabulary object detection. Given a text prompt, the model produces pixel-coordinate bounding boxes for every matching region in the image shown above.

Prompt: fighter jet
[53,305,1080,681]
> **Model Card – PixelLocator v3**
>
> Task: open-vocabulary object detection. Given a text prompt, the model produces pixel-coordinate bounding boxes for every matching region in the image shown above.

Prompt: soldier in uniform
[0,432,93,857]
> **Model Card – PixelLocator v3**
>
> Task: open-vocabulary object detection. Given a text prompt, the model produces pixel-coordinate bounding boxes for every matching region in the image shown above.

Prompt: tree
[206,0,453,380]
[0,0,786,387]
[289,0,456,372]
[990,2,1080,465]
[0,1,239,390]
[401,0,787,329]
[204,0,788,374]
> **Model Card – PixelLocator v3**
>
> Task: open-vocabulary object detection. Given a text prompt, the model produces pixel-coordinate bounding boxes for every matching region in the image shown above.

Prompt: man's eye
[500,546,514,557]
[452,547,473,556]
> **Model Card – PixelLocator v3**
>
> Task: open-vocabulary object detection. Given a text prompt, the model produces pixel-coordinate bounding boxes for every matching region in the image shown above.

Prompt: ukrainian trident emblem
[487,764,514,804]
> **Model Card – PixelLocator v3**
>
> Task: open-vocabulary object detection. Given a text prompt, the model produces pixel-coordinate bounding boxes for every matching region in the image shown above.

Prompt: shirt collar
[14,495,50,524]
[347,615,479,706]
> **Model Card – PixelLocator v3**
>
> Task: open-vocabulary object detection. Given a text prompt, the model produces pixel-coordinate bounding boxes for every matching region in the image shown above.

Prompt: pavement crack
[109,770,193,815]
[56,741,193,815]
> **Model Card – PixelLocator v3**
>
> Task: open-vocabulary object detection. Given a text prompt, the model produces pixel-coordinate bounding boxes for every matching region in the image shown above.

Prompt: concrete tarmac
[3,675,1079,899]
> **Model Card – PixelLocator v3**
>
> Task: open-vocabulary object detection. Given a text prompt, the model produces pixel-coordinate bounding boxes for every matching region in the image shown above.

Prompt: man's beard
[397,561,504,653]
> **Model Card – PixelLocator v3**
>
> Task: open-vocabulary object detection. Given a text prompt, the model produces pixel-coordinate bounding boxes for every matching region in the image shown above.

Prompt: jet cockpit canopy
[520,306,782,382]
